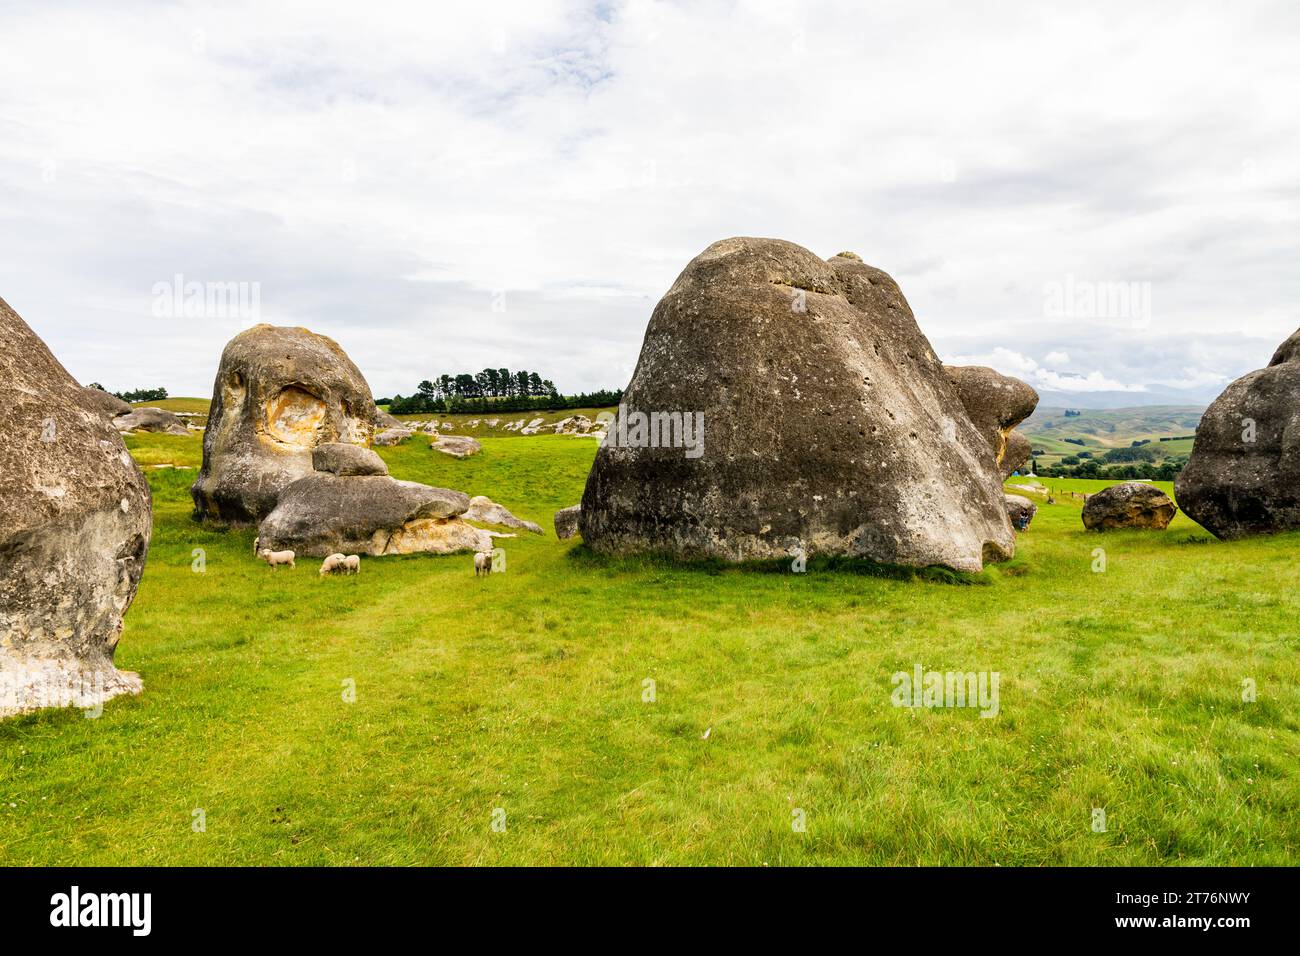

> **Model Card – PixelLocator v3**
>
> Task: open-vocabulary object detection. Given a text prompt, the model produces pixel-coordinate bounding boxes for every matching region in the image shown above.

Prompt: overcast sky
[1,0,1296,404]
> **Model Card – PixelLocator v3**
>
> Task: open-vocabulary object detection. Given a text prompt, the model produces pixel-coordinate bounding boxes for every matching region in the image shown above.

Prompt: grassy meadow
[0,430,1296,866]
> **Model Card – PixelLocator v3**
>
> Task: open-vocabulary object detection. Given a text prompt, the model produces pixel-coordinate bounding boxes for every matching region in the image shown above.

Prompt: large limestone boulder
[0,298,151,717]
[1175,329,1300,538]
[579,238,1016,572]
[192,325,377,524]
[114,406,189,436]
[1082,482,1176,530]
[80,387,132,420]
[945,365,1038,480]
[257,473,488,557]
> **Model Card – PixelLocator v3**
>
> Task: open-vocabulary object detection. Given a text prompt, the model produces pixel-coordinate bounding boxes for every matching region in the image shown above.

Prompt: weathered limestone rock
[79,387,133,420]
[463,496,542,534]
[191,325,377,524]
[945,365,1038,480]
[1175,328,1300,538]
[113,406,189,436]
[374,426,415,447]
[312,442,388,477]
[431,434,482,458]
[579,238,1016,572]
[1082,482,1176,530]
[257,473,487,557]
[1003,493,1037,531]
[554,504,581,539]
[1,297,151,717]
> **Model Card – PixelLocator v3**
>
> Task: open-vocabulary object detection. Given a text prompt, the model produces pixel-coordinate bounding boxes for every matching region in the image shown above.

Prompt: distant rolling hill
[1020,405,1204,468]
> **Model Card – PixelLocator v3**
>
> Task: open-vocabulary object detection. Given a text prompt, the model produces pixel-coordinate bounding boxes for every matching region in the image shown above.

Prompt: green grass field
[1,432,1296,866]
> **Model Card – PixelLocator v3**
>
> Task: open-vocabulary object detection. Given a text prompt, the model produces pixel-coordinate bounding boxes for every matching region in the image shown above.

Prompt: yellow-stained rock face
[264,386,329,446]
[378,516,490,555]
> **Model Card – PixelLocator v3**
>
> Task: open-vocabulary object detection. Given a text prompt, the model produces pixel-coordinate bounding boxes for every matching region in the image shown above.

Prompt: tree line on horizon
[379,369,622,414]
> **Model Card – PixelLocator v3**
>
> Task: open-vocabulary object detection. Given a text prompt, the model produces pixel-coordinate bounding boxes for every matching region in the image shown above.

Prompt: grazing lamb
[319,553,348,575]
[259,548,296,569]
[473,551,492,577]
[343,554,361,574]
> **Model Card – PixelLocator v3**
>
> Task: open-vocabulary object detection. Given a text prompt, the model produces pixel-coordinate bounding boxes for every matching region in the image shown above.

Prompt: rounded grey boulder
[579,238,1016,572]
[79,386,133,420]
[1,297,151,717]
[1082,482,1176,531]
[192,325,377,524]
[114,406,189,436]
[1175,328,1300,538]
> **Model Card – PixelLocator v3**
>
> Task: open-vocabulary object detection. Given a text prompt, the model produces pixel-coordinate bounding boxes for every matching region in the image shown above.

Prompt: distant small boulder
[79,386,133,420]
[1003,494,1037,531]
[1082,482,1176,531]
[431,434,482,458]
[554,504,581,539]
[114,406,189,436]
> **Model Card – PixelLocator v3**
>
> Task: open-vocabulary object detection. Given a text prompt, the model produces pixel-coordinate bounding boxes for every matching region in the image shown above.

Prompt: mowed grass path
[1,435,1296,865]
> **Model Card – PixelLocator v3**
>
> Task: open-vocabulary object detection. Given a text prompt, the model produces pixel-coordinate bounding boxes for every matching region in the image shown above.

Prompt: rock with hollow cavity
[463,495,542,534]
[1082,482,1176,530]
[1175,328,1300,538]
[191,325,377,524]
[579,238,1016,571]
[257,473,487,557]
[0,297,151,717]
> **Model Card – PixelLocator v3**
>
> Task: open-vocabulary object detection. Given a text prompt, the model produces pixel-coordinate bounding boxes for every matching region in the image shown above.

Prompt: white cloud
[0,0,1297,400]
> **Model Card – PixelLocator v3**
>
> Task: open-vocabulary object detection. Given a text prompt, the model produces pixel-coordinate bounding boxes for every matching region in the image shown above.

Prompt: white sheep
[473,551,492,577]
[318,553,348,575]
[259,548,296,569]
[343,554,361,574]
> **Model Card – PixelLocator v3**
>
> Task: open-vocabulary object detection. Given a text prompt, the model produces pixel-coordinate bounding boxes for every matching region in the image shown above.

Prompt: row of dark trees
[380,369,621,414]
[89,383,169,403]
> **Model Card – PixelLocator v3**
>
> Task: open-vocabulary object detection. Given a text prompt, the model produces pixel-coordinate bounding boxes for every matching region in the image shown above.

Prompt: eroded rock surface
[579,238,1016,572]
[312,442,388,477]
[554,504,581,539]
[258,473,487,557]
[1175,328,1300,538]
[945,365,1038,480]
[192,325,377,524]
[463,496,542,534]
[432,434,482,458]
[1,297,151,717]
[1082,482,1176,531]
[80,387,133,421]
[1003,493,1037,531]
[114,406,189,436]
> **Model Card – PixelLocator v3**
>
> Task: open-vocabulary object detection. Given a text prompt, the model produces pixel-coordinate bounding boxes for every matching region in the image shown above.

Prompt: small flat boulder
[374,426,415,446]
[432,434,482,458]
[312,441,388,476]
[1082,482,1176,531]
[79,387,133,420]
[554,504,581,539]
[114,406,189,436]
[463,495,542,534]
